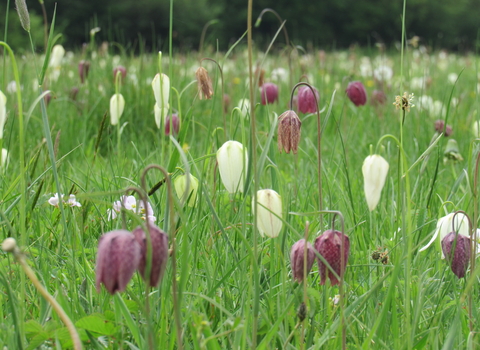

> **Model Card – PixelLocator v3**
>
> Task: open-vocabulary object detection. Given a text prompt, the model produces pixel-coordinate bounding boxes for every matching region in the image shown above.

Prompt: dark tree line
[3,0,480,52]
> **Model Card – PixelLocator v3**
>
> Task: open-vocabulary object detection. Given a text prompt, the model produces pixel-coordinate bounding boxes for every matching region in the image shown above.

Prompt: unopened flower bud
[277,110,301,154]
[441,232,470,278]
[2,237,17,252]
[95,230,142,294]
[315,229,350,285]
[110,93,125,125]
[346,81,367,106]
[362,154,389,211]
[252,189,283,238]
[174,173,199,207]
[133,225,169,287]
[297,86,319,114]
[290,239,315,282]
[195,67,214,100]
[260,83,278,105]
[216,140,248,193]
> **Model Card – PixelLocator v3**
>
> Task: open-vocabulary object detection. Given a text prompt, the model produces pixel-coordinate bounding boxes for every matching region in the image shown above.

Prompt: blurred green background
[2,0,480,52]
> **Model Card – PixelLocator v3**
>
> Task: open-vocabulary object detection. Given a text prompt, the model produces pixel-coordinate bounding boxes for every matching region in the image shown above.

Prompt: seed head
[277,110,301,154]
[195,67,214,100]
[315,229,350,285]
[15,0,30,32]
[393,92,415,112]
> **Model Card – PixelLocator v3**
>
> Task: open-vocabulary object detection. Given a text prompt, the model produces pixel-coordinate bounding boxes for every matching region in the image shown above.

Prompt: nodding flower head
[441,232,471,279]
[277,110,301,154]
[290,239,315,282]
[315,229,350,285]
[434,120,453,137]
[346,81,367,106]
[95,230,141,294]
[133,225,169,287]
[216,140,248,194]
[260,83,279,105]
[78,60,90,84]
[297,86,319,114]
[195,67,214,100]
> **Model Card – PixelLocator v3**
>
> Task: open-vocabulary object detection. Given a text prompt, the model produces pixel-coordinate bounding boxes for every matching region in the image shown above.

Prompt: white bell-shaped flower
[0,91,6,139]
[174,174,199,207]
[152,73,170,124]
[252,189,283,238]
[216,140,248,193]
[49,45,65,68]
[110,93,125,125]
[419,212,470,258]
[362,154,389,211]
[1,148,8,169]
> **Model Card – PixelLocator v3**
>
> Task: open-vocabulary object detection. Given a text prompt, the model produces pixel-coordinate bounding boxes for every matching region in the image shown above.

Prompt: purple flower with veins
[95,230,141,294]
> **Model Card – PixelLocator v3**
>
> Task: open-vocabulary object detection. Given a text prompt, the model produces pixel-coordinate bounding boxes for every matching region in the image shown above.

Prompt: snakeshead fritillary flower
[78,60,90,84]
[419,212,469,258]
[297,86,319,114]
[315,229,350,285]
[277,110,301,154]
[362,155,389,211]
[216,141,248,194]
[113,65,127,84]
[442,232,471,278]
[260,83,279,105]
[195,67,214,100]
[346,81,367,106]
[110,93,125,125]
[96,230,142,294]
[152,73,170,128]
[290,239,315,282]
[252,189,283,238]
[133,225,169,287]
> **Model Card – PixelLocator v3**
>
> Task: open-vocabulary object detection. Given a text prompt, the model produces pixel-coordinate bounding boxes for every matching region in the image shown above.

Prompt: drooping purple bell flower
[297,86,319,114]
[371,90,387,106]
[441,232,471,279]
[95,230,142,294]
[133,225,169,287]
[78,60,90,84]
[277,110,302,154]
[290,239,315,282]
[315,229,350,285]
[165,113,180,136]
[346,81,367,106]
[260,83,279,105]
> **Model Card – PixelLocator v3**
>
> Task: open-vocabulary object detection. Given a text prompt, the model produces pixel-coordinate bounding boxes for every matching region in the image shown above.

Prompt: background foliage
[3,0,480,53]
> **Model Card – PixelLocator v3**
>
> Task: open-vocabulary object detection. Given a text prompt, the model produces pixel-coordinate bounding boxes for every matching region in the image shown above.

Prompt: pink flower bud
[165,113,180,136]
[133,225,169,287]
[290,239,315,282]
[78,60,90,84]
[95,230,142,294]
[260,83,279,105]
[113,65,127,84]
[441,232,470,279]
[315,229,350,285]
[346,81,367,106]
[297,86,319,114]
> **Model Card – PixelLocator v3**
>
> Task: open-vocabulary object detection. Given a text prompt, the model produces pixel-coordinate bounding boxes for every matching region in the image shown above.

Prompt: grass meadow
[1,4,480,349]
